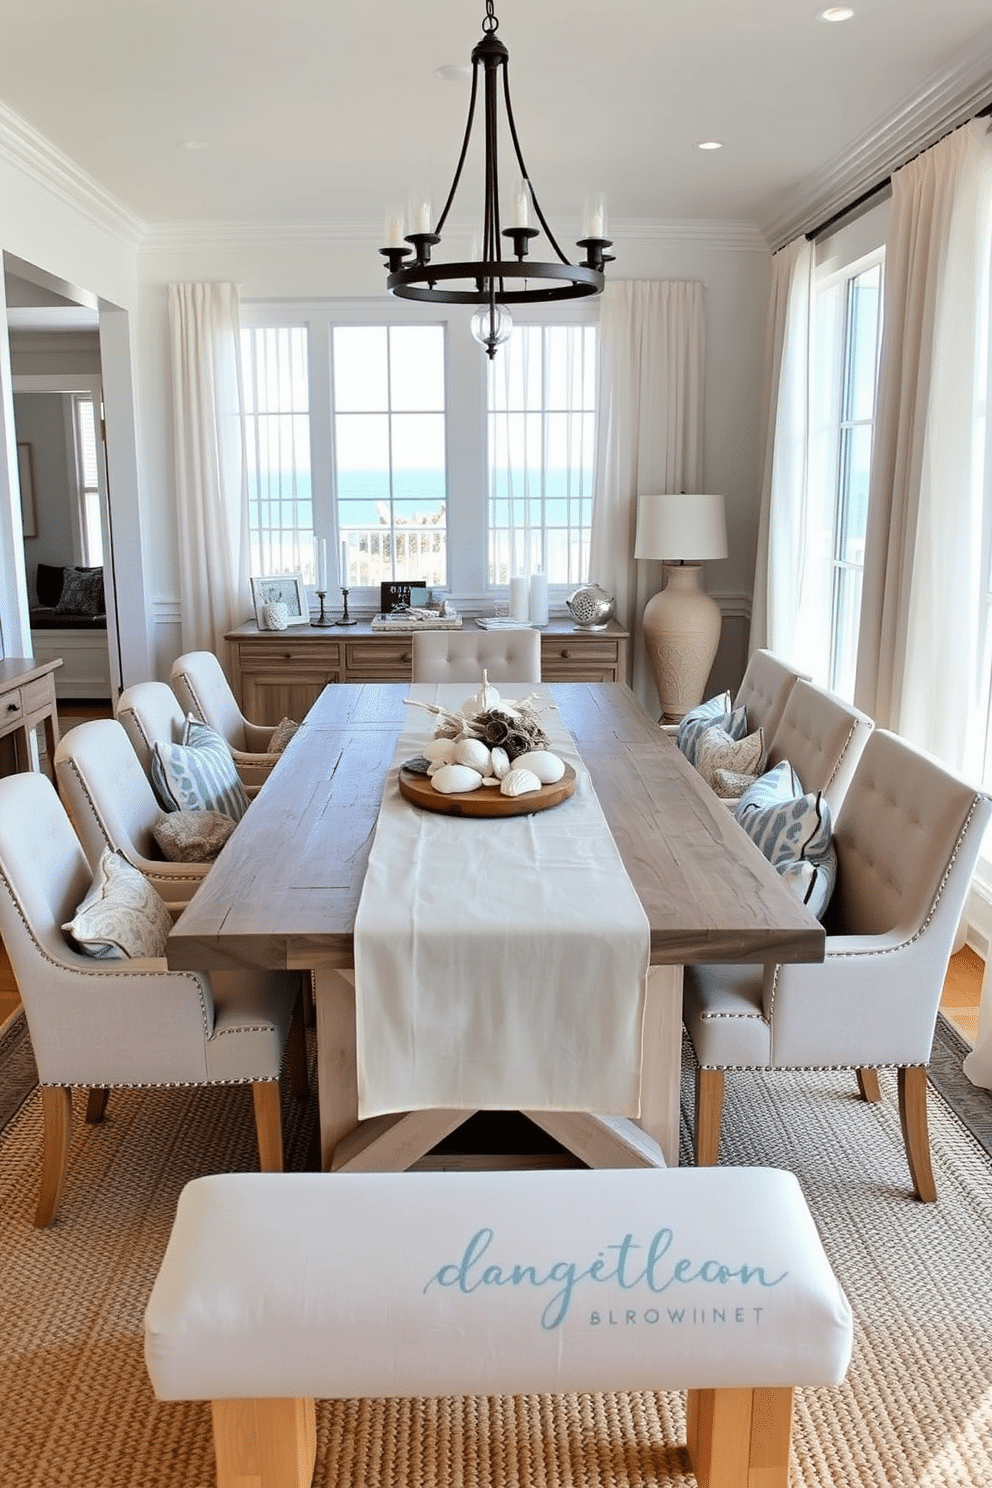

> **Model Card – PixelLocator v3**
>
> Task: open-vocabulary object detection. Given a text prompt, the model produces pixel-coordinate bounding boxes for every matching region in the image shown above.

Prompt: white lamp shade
[634,493,728,562]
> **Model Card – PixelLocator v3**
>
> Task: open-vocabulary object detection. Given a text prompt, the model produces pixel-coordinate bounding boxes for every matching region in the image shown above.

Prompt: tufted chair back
[734,650,806,744]
[765,679,874,816]
[411,628,542,683]
[171,651,280,790]
[117,680,186,780]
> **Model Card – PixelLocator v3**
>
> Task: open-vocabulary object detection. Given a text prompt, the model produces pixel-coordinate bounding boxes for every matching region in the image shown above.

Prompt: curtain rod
[806,99,992,244]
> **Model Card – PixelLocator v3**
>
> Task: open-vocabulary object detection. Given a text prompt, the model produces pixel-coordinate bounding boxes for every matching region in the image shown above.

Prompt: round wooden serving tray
[398,763,576,817]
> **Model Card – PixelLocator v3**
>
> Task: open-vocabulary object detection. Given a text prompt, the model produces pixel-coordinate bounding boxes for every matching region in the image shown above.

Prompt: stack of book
[370,610,462,631]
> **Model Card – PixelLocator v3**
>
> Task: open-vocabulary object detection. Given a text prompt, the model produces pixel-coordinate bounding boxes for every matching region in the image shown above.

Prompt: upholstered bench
[145,1167,852,1488]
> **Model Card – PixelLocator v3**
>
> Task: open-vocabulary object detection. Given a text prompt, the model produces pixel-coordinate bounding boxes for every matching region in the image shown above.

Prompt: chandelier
[379,0,614,357]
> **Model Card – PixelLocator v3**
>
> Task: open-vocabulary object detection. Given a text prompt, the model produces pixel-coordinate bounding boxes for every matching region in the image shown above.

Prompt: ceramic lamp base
[642,563,721,724]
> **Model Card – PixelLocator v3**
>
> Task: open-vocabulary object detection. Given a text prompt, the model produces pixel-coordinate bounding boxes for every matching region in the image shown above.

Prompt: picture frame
[17,443,36,538]
[250,573,310,628]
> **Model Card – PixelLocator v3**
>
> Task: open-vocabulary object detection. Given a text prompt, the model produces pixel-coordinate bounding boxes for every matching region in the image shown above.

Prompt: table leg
[638,964,684,1166]
[312,967,360,1171]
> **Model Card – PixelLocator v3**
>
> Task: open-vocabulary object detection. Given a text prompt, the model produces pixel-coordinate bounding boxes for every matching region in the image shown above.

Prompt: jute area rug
[1,1023,991,1488]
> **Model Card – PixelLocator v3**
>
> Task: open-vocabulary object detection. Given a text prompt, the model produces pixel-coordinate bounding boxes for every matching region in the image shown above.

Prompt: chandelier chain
[482,0,498,34]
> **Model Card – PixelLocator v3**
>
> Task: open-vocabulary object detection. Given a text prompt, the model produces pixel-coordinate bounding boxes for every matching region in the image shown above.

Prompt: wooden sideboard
[0,657,62,775]
[226,619,630,724]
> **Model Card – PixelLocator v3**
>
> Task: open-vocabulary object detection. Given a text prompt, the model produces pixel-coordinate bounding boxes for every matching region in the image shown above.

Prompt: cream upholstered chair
[684,728,992,1201]
[762,679,874,816]
[116,680,186,779]
[411,628,542,683]
[733,649,807,744]
[55,718,209,911]
[0,772,307,1226]
[171,651,279,791]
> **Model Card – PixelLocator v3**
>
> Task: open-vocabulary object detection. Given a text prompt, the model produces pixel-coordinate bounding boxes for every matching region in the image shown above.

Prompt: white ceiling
[0,0,990,246]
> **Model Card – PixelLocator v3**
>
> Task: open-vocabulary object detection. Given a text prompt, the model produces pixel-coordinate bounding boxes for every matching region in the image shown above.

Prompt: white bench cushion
[145,1167,852,1402]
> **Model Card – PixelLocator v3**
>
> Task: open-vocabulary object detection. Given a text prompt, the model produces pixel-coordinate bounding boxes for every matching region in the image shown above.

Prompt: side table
[0,658,62,776]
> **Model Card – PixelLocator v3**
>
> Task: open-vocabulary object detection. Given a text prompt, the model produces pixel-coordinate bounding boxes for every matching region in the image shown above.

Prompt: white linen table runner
[354,684,650,1118]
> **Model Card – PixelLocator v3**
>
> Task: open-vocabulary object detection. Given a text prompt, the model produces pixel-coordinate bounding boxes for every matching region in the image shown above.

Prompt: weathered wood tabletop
[168,682,824,1170]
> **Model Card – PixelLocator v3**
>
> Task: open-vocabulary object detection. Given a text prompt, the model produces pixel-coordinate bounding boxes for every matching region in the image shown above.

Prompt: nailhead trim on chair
[38,1074,278,1089]
[0,871,213,1040]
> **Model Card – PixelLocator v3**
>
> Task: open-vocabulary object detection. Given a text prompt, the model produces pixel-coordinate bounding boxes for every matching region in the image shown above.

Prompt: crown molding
[140,215,769,256]
[761,40,992,250]
[0,100,145,247]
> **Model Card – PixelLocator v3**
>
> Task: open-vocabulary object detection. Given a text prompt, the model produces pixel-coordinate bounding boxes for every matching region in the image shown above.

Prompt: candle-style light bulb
[384,206,405,248]
[512,178,529,229]
[582,191,608,240]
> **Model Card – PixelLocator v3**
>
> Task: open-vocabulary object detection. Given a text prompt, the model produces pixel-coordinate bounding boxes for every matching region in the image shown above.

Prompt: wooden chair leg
[694,1067,725,1167]
[252,1081,285,1173]
[212,1397,316,1488]
[36,1086,72,1228]
[86,1087,110,1122]
[898,1065,936,1202]
[286,992,309,1102]
[856,1067,881,1102]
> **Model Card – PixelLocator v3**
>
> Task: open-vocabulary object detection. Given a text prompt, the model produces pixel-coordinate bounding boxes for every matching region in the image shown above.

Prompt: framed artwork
[17,443,36,538]
[250,573,310,628]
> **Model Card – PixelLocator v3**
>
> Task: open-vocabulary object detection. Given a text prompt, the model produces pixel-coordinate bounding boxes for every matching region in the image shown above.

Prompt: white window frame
[240,298,598,612]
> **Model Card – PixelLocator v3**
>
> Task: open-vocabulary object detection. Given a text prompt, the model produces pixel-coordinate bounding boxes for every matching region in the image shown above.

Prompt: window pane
[333,326,389,412]
[844,265,882,424]
[836,424,872,565]
[242,326,314,579]
[389,326,444,411]
[487,325,597,586]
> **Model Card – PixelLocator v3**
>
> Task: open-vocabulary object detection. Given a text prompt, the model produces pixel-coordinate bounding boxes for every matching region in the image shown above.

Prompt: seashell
[453,737,492,774]
[461,669,501,717]
[512,749,565,784]
[431,763,484,794]
[423,738,459,765]
[481,776,501,787]
[500,768,542,797]
[490,746,510,779]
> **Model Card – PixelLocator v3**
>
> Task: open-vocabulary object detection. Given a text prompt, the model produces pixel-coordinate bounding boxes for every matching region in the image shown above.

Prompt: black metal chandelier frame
[379,0,614,355]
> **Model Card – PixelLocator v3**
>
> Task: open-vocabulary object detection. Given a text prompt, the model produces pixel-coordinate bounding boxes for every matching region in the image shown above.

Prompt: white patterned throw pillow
[695,725,765,790]
[63,849,172,959]
[734,760,837,920]
[151,717,250,822]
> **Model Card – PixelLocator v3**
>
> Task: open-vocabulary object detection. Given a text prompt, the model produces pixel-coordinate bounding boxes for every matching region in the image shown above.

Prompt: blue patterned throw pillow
[735,760,837,920]
[151,716,250,823]
[676,692,747,767]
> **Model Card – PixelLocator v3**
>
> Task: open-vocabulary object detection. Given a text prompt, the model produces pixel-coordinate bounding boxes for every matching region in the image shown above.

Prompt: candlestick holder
[311,591,334,628]
[335,588,357,627]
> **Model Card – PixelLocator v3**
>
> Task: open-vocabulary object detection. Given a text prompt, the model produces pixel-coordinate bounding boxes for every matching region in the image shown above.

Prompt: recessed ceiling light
[435,63,472,83]
[817,6,855,20]
[698,140,723,151]
[179,139,209,151]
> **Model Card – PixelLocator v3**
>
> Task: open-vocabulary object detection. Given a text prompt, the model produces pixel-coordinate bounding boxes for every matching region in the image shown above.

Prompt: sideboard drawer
[237,638,341,669]
[345,639,415,678]
[0,688,24,729]
[20,677,57,716]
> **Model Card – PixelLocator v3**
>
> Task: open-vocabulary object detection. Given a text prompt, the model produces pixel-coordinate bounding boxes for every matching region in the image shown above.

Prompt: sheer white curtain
[854,120,992,777]
[750,237,831,673]
[589,280,705,712]
[168,282,253,655]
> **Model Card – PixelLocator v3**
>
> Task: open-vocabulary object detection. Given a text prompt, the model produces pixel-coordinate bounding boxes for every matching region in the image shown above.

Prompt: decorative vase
[642,563,721,723]
[262,601,289,631]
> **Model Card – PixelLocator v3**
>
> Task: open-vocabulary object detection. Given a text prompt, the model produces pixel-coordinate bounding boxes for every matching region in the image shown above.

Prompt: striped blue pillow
[676,693,747,767]
[734,761,837,920]
[151,717,250,823]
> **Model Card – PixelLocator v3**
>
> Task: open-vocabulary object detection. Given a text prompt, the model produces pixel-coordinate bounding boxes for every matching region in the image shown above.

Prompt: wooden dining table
[167,681,824,1172]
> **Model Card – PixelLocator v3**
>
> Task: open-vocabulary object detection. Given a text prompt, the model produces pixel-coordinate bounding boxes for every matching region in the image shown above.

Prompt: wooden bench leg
[212,1397,316,1488]
[686,1385,792,1488]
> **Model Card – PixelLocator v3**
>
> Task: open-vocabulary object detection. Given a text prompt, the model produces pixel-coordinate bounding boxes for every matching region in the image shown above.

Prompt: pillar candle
[316,539,327,590]
[341,539,349,587]
[509,574,529,622]
[529,569,548,627]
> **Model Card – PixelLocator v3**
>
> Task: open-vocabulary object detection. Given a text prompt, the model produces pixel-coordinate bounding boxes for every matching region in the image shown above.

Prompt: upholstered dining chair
[663,648,805,743]
[0,772,307,1226]
[683,728,992,1201]
[762,679,874,816]
[170,651,280,791]
[116,680,186,779]
[411,628,542,683]
[55,718,209,911]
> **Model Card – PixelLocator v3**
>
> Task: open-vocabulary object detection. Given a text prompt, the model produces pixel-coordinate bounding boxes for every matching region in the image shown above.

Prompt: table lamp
[635,493,728,723]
